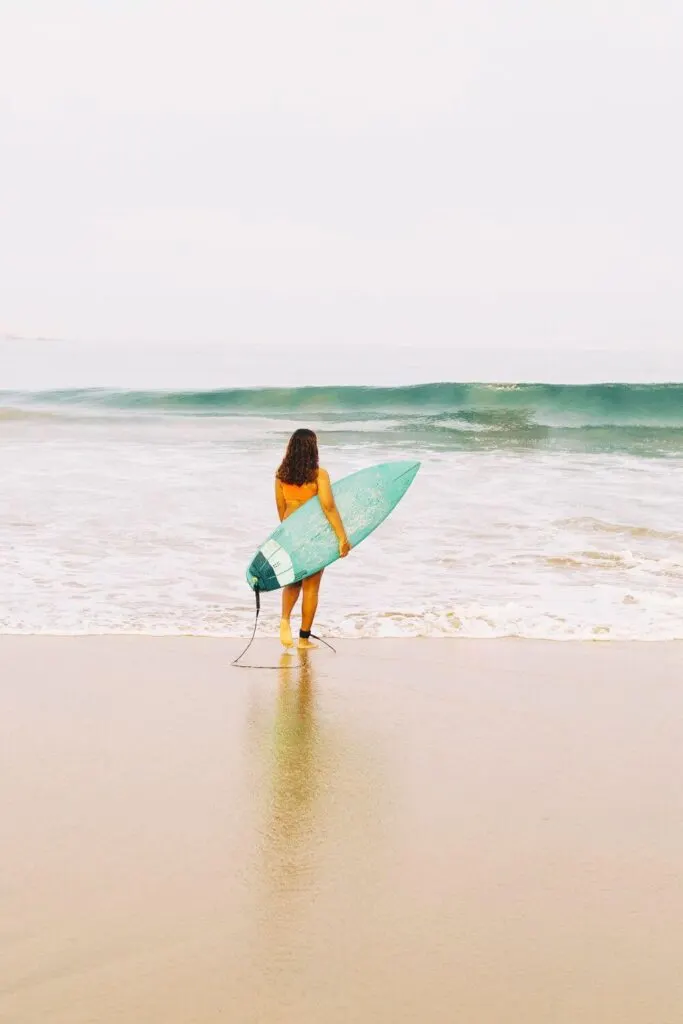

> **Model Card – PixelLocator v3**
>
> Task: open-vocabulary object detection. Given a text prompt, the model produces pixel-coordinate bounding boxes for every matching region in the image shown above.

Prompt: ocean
[2,381,682,639]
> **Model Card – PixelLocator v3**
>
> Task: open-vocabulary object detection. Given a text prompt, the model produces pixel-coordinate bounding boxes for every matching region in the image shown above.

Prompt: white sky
[1,0,682,375]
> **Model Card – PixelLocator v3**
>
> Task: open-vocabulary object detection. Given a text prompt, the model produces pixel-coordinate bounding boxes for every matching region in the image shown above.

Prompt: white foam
[2,417,682,641]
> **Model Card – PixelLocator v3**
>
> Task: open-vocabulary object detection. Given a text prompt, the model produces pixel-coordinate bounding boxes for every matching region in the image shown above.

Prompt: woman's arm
[275,477,287,522]
[317,469,351,557]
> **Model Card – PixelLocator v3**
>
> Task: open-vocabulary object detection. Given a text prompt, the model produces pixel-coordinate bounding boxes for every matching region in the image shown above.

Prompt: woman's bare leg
[280,582,301,647]
[299,570,323,648]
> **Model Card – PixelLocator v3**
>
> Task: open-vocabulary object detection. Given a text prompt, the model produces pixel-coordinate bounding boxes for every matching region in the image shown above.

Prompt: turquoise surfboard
[246,460,420,592]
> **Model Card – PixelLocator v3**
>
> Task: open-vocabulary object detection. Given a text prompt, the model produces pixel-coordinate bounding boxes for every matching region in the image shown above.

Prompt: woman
[275,428,350,650]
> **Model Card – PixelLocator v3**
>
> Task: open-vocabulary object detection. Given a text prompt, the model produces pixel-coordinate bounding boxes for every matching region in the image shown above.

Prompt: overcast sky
[1,0,682,368]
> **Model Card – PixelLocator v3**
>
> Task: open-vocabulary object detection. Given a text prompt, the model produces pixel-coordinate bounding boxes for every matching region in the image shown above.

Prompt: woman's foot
[298,637,318,650]
[298,627,317,650]
[280,618,294,648]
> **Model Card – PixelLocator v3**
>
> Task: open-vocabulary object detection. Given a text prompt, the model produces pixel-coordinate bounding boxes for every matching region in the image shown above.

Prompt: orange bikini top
[281,478,318,503]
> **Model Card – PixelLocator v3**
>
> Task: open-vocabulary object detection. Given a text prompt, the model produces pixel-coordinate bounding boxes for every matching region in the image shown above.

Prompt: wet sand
[1,637,683,1023]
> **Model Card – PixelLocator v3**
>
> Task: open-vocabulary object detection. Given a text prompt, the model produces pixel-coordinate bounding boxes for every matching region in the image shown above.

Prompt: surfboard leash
[231,587,262,667]
[231,587,337,669]
[308,632,337,654]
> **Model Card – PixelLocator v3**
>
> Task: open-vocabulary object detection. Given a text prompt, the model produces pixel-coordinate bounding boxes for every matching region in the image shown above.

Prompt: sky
[1,0,682,384]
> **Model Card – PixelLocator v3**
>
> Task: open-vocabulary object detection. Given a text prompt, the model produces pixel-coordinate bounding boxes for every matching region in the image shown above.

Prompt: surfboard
[246,460,420,592]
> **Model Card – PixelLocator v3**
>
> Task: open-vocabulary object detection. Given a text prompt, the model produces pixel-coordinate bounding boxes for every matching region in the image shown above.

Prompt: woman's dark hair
[277,428,319,486]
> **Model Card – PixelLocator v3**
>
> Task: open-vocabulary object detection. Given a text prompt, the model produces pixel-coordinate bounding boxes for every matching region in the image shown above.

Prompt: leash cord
[231,588,336,669]
[231,588,262,666]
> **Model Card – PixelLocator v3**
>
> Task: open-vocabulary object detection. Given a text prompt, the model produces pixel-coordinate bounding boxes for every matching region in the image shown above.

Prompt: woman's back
[280,474,319,518]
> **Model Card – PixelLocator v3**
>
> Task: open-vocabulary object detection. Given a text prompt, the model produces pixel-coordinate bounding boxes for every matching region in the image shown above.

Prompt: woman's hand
[338,536,351,558]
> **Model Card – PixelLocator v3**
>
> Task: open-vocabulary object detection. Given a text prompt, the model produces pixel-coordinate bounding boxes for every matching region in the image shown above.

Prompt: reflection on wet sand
[252,644,389,1012]
[265,650,321,897]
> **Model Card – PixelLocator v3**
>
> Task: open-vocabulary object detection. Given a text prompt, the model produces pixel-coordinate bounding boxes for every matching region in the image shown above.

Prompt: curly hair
[277,428,319,486]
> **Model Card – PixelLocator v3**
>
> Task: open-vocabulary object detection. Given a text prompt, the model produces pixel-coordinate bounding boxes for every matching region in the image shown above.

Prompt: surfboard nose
[395,460,421,482]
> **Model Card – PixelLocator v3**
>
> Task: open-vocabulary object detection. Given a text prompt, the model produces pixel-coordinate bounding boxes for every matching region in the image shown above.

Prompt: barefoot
[298,637,318,650]
[280,619,294,648]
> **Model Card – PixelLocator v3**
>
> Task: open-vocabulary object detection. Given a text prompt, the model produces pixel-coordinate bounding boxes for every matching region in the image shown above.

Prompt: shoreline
[1,632,682,642]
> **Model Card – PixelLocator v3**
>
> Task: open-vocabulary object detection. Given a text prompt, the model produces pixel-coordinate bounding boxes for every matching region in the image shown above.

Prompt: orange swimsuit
[280,478,318,518]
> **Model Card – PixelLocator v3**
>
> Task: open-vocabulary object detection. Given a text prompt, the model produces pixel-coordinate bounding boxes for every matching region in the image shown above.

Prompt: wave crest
[1,381,682,425]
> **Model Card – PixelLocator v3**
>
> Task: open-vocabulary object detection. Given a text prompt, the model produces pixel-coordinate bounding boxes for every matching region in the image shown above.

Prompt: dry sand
[1,637,682,1023]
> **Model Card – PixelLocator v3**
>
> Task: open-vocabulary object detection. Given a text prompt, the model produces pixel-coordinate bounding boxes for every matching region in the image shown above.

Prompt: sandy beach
[1,637,682,1023]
